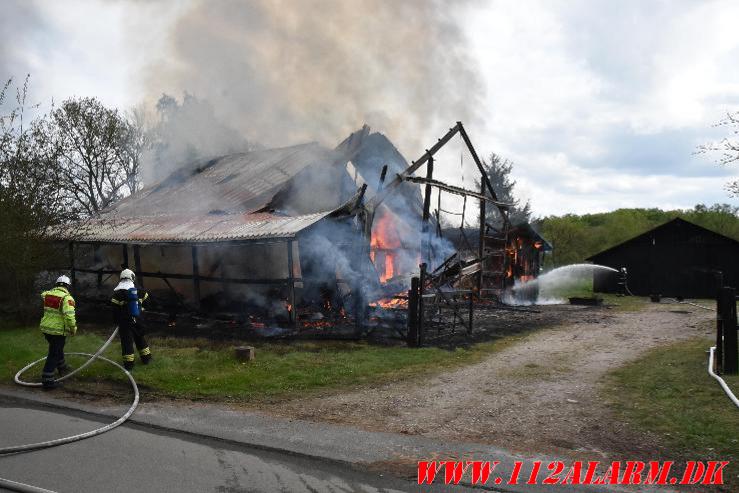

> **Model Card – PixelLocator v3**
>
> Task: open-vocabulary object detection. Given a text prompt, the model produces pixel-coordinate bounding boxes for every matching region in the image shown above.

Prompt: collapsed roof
[67,127,422,244]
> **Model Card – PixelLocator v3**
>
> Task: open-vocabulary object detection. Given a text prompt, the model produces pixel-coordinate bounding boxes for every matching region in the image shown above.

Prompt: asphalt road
[0,401,473,493]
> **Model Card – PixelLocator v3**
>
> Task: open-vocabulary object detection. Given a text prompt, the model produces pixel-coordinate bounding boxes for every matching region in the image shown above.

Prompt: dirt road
[268,302,715,459]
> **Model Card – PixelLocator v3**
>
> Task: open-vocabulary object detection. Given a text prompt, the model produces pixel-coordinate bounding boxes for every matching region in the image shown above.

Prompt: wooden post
[133,245,144,289]
[234,346,255,361]
[69,242,77,292]
[468,291,474,336]
[287,240,297,329]
[716,289,725,373]
[477,181,486,297]
[407,277,419,347]
[191,246,201,310]
[122,244,129,268]
[421,157,434,265]
[93,244,102,289]
[720,287,738,374]
[418,263,427,346]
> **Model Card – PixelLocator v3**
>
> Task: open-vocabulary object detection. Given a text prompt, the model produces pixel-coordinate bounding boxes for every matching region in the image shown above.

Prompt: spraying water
[504,263,619,305]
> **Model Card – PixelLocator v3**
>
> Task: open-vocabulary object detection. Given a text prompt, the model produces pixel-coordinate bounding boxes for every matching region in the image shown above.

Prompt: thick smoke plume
[146,0,483,155]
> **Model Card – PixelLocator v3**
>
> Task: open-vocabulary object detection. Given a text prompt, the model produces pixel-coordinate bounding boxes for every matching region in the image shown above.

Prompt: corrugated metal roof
[108,142,340,217]
[71,211,332,243]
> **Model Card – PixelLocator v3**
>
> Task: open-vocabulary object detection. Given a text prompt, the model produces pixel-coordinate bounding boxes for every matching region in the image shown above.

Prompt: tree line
[536,204,739,268]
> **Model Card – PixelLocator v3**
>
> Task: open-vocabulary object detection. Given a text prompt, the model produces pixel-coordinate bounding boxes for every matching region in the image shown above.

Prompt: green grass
[603,336,739,489]
[0,325,511,402]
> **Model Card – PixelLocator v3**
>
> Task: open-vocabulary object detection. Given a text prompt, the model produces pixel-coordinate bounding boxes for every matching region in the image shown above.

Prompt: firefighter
[111,269,152,371]
[617,267,629,296]
[39,275,77,390]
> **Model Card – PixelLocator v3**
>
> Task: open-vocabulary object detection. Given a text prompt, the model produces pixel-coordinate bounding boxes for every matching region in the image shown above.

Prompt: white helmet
[56,275,71,286]
[120,269,136,281]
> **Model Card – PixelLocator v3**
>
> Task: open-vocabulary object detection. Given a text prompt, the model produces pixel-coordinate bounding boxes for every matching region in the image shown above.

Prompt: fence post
[407,277,419,347]
[716,289,724,374]
[720,287,738,374]
[418,263,427,347]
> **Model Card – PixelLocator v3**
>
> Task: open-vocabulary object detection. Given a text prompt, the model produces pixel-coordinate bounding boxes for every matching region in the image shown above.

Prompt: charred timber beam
[133,245,144,289]
[369,123,462,209]
[287,240,297,328]
[377,164,388,192]
[457,122,500,204]
[418,263,427,346]
[191,246,201,309]
[478,179,485,296]
[69,242,77,292]
[402,177,512,207]
[407,276,420,347]
[421,157,434,264]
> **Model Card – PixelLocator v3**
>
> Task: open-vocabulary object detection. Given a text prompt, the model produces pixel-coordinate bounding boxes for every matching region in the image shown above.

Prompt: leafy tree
[476,152,531,227]
[0,77,71,320]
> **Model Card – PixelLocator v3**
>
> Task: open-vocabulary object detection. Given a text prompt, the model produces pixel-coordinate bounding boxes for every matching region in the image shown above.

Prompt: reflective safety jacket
[40,286,77,336]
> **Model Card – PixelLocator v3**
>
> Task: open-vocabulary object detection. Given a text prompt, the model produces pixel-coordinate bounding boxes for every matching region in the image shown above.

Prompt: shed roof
[71,211,333,244]
[109,142,341,217]
[586,217,739,261]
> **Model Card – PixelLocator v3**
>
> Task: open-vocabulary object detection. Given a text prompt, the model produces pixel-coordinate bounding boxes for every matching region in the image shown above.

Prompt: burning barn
[60,122,532,339]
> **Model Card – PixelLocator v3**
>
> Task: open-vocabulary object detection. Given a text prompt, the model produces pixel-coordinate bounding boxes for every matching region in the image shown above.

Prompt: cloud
[2,0,737,216]
[463,0,739,215]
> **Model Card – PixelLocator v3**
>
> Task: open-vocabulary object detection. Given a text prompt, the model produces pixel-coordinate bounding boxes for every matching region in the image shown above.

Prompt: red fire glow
[371,208,402,283]
[369,297,408,309]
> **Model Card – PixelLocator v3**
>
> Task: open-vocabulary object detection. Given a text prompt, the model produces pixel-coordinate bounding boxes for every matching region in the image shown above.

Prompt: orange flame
[371,208,402,283]
[369,297,408,309]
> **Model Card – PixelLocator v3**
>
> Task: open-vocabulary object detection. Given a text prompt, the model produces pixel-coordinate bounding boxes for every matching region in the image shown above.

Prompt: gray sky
[2,0,738,216]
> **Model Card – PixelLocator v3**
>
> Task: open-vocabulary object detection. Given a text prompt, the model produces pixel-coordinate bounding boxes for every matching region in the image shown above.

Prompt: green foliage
[476,152,531,226]
[537,204,739,267]
[0,326,505,401]
[0,77,71,321]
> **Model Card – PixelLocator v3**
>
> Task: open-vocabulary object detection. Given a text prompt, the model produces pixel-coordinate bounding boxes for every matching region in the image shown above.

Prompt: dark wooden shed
[587,218,739,298]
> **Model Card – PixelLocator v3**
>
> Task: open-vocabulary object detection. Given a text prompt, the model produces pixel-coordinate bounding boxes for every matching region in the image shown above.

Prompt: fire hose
[708,346,739,409]
[0,327,140,493]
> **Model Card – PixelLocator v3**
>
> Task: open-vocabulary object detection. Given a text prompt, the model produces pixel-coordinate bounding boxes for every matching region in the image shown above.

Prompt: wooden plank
[69,242,77,291]
[407,277,419,347]
[287,240,297,328]
[403,177,511,207]
[421,157,434,264]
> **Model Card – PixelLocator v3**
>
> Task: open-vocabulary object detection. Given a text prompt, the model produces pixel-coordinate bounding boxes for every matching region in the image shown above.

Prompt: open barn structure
[60,122,544,340]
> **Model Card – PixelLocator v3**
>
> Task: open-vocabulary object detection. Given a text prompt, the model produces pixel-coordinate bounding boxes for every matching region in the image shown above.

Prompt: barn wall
[591,221,738,298]
[76,241,299,310]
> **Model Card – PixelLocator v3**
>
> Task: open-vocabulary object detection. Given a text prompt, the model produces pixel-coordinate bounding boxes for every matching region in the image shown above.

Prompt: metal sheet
[69,211,332,243]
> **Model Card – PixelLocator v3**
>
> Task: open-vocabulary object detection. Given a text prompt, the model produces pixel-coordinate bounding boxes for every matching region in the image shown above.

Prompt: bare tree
[52,97,140,215]
[697,111,739,196]
[119,106,149,194]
